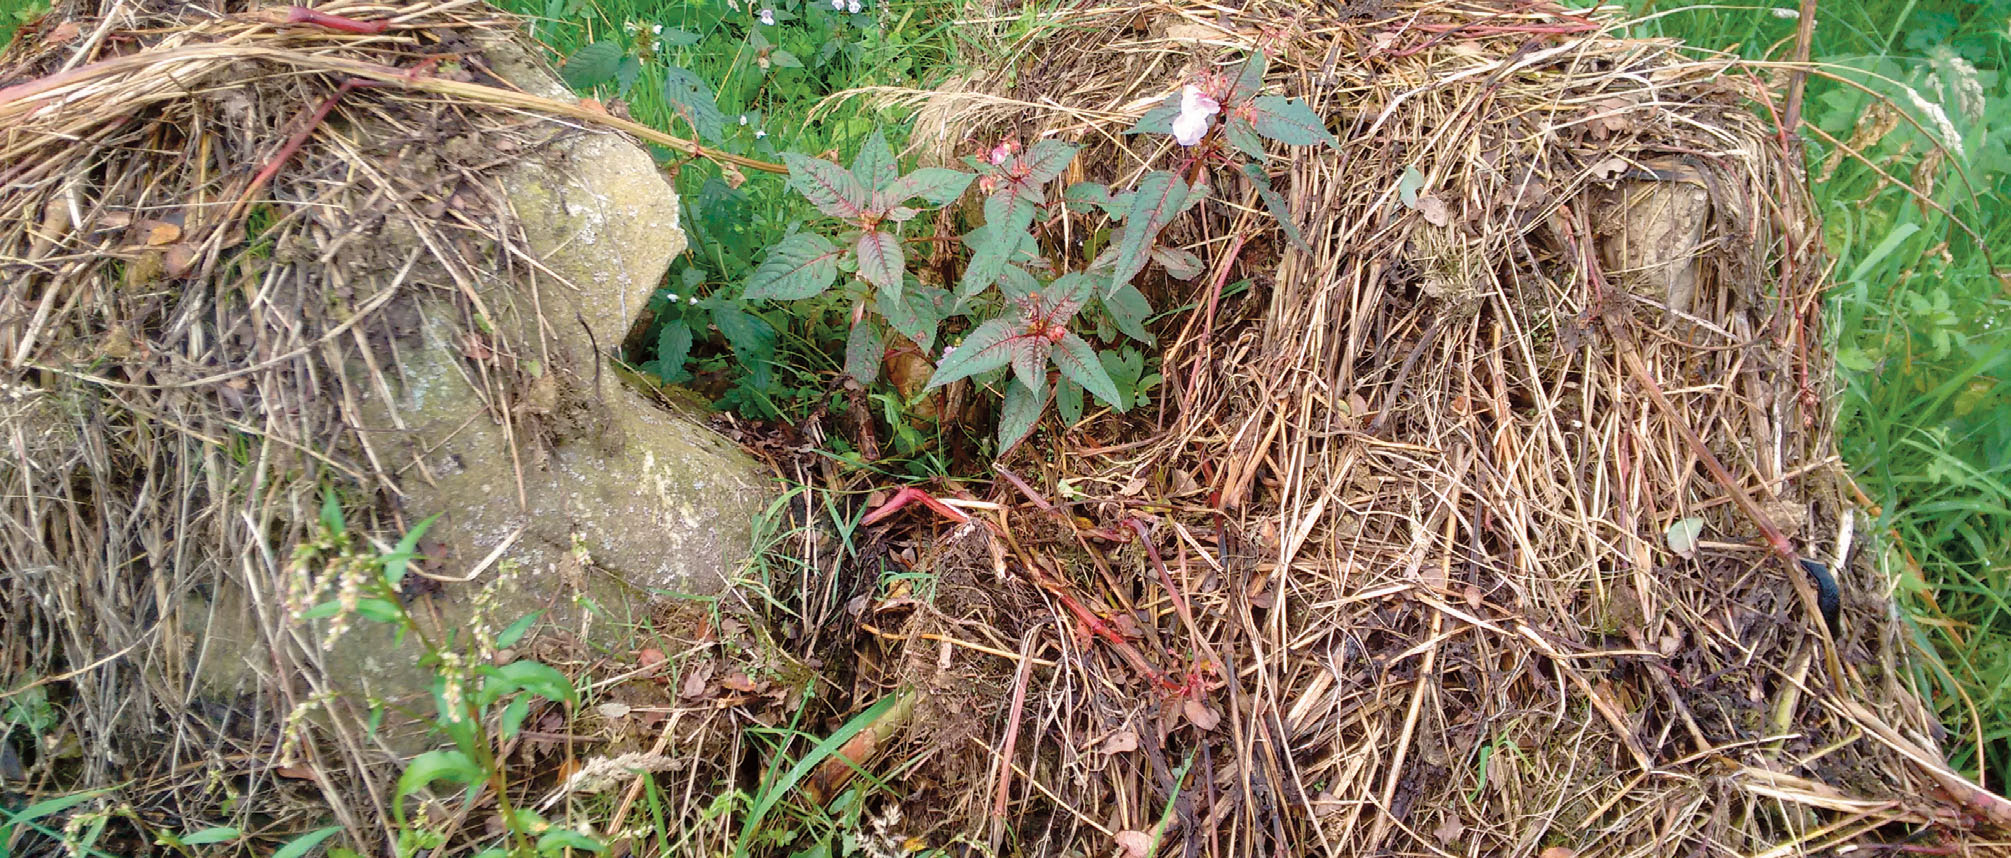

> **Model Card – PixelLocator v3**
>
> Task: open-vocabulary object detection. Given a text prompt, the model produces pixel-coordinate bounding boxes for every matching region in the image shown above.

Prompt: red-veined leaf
[1051,331,1123,410]
[1229,52,1269,102]
[1250,96,1339,150]
[1010,339,1047,392]
[744,232,841,300]
[1126,92,1181,136]
[783,152,869,219]
[960,218,1030,296]
[1020,140,1078,185]
[855,230,904,296]
[885,205,919,222]
[884,168,974,206]
[926,318,1021,389]
[878,284,949,351]
[1223,116,1267,160]
[1102,283,1154,344]
[1108,171,1189,292]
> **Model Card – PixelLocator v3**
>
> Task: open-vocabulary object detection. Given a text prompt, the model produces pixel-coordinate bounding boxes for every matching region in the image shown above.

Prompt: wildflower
[758,8,774,24]
[941,344,956,359]
[651,22,663,34]
[1172,84,1219,147]
[756,129,768,139]
[1769,6,1797,18]
[846,0,861,12]
[739,114,750,125]
[832,0,844,9]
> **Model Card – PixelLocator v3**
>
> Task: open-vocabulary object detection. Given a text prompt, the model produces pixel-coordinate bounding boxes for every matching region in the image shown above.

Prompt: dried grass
[815,1,2011,855]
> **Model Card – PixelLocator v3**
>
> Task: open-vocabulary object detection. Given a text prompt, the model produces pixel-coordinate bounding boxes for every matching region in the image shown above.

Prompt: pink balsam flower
[1171,85,1220,146]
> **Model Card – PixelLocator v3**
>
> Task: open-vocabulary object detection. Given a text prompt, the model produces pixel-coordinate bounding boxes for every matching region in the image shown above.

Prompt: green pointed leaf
[1126,92,1181,136]
[1064,181,1114,211]
[395,750,484,823]
[1052,332,1123,410]
[1223,116,1267,160]
[662,66,726,143]
[885,205,920,222]
[1251,95,1338,150]
[997,375,1045,452]
[537,830,606,853]
[960,219,1030,296]
[856,230,904,296]
[1109,171,1189,292]
[884,168,974,206]
[653,319,694,383]
[1150,245,1204,281]
[1230,52,1269,102]
[496,611,541,649]
[996,263,1041,300]
[383,514,439,587]
[1103,283,1155,344]
[559,42,623,90]
[488,660,577,706]
[1047,272,1097,309]
[319,490,344,536]
[878,285,948,351]
[1242,163,1312,255]
[852,130,898,192]
[177,827,241,846]
[783,153,869,219]
[1020,140,1079,185]
[709,302,778,389]
[845,320,884,385]
[272,827,343,858]
[745,233,841,300]
[770,48,803,69]
[927,319,1021,389]
[500,696,531,740]
[1056,376,1084,426]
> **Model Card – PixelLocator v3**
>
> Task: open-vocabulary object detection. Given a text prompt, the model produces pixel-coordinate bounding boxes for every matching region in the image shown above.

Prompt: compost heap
[3,0,2009,856]
[802,2,2011,856]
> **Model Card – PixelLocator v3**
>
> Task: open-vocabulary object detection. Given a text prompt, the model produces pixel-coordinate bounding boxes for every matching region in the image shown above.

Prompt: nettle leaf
[744,232,841,300]
[662,66,726,143]
[654,319,694,383]
[658,28,701,46]
[1047,272,1097,309]
[1243,163,1312,255]
[559,42,623,89]
[1151,245,1205,280]
[878,284,948,351]
[708,302,778,389]
[1223,116,1267,160]
[783,153,869,219]
[852,130,899,193]
[927,318,1020,389]
[1230,52,1269,102]
[855,231,904,296]
[885,168,975,206]
[1103,283,1154,344]
[997,374,1045,452]
[770,48,804,69]
[1126,92,1181,136]
[1109,171,1189,292]
[1051,331,1123,410]
[615,56,642,94]
[1251,95,1339,150]
[1020,140,1079,185]
[845,319,884,385]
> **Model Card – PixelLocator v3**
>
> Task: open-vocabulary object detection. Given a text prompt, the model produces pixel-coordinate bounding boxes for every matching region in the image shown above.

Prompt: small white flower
[846,0,861,13]
[1171,85,1220,147]
[665,292,680,302]
[831,0,844,9]
[755,129,767,139]
[739,114,749,125]
[941,344,956,359]
[758,8,774,24]
[651,22,663,34]
[1770,6,1798,18]
[689,295,701,304]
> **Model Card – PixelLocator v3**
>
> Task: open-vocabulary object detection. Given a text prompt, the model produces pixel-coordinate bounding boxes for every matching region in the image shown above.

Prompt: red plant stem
[994,466,1053,511]
[285,5,389,34]
[991,635,1036,837]
[861,486,970,526]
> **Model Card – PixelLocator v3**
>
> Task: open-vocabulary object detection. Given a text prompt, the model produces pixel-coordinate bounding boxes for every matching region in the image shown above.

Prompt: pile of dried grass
[0,0,710,850]
[798,1,2011,855]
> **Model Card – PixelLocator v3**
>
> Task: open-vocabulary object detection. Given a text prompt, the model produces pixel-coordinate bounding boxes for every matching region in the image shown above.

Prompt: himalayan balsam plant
[743,52,1335,451]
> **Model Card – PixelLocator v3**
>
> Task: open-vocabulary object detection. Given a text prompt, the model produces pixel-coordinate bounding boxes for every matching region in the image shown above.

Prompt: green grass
[1623,0,2011,786]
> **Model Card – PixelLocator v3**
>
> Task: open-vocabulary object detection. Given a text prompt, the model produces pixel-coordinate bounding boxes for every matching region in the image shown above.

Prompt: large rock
[188,37,770,738]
